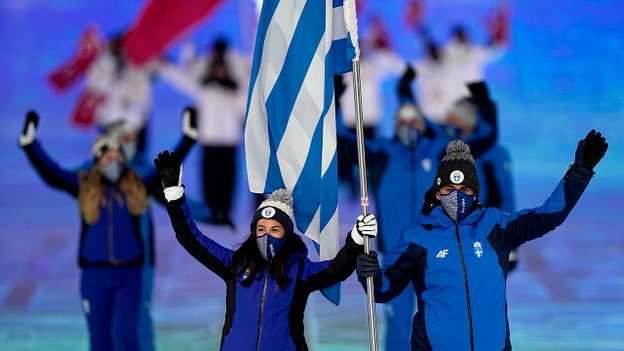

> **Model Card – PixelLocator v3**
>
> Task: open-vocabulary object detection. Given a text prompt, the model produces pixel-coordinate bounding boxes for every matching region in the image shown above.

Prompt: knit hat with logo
[433,139,480,196]
[250,189,295,234]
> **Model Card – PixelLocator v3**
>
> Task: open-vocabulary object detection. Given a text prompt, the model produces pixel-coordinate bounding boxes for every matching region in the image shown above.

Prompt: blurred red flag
[121,0,226,66]
[489,2,511,45]
[69,89,106,128]
[403,0,424,30]
[47,26,102,92]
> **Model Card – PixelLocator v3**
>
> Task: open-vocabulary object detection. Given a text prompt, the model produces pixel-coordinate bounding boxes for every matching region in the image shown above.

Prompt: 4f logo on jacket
[436,249,449,258]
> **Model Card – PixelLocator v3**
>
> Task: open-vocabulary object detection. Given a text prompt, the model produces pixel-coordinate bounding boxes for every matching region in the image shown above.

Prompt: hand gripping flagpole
[343,1,378,350]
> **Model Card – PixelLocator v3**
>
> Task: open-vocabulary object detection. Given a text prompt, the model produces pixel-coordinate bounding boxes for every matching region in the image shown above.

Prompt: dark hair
[229,228,306,290]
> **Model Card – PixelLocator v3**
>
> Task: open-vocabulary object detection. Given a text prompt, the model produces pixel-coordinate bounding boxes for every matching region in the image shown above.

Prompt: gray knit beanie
[448,98,478,130]
[433,139,480,196]
[250,189,295,234]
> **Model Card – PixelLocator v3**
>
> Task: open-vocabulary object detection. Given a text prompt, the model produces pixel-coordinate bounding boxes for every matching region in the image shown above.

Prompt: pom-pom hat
[251,189,295,234]
[92,134,121,161]
[433,139,480,196]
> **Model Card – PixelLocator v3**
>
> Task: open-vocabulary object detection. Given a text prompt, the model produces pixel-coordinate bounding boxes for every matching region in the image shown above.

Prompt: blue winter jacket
[165,196,363,351]
[337,117,493,256]
[475,144,515,213]
[338,123,448,255]
[364,164,594,350]
[23,141,156,266]
[23,136,195,267]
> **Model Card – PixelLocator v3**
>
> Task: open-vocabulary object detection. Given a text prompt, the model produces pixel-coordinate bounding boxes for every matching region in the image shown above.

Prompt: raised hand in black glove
[397,65,416,101]
[467,81,491,103]
[19,110,39,146]
[154,150,182,188]
[399,65,416,85]
[154,150,184,202]
[356,251,380,279]
[182,107,198,141]
[574,130,608,172]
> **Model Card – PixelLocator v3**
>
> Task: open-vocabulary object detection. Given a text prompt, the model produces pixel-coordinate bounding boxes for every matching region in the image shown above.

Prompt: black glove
[154,150,182,188]
[399,65,416,85]
[182,106,198,140]
[467,81,491,103]
[356,251,380,279]
[574,129,608,172]
[397,65,416,101]
[19,110,39,146]
[334,75,346,103]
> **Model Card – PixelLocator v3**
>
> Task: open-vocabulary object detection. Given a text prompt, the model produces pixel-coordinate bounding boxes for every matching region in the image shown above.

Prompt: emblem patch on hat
[261,207,276,218]
[450,170,464,184]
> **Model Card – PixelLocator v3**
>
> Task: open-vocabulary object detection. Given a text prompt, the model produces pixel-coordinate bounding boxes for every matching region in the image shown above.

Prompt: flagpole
[343,0,378,350]
[351,59,379,351]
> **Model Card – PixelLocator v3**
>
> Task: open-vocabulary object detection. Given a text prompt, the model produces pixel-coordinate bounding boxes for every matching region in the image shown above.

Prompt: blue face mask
[440,189,474,222]
[256,233,286,261]
[121,141,137,162]
[396,125,420,149]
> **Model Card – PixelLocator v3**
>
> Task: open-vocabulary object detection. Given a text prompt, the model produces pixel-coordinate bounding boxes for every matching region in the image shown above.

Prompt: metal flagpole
[351,60,378,351]
[343,0,378,350]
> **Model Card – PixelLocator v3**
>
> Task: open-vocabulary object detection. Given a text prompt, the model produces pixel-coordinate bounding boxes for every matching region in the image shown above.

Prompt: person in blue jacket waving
[19,109,197,351]
[153,150,377,351]
[355,131,607,351]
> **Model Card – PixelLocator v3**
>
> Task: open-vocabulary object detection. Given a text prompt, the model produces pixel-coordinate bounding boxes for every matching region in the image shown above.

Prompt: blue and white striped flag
[245,0,358,305]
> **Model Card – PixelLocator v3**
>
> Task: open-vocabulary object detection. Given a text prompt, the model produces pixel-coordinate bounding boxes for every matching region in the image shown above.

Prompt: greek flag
[245,0,358,304]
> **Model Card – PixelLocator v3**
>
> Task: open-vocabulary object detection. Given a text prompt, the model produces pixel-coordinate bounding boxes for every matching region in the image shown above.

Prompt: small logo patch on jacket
[474,241,483,258]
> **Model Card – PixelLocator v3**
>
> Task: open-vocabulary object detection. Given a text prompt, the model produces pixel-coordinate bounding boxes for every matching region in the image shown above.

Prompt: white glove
[351,214,377,245]
[182,107,198,141]
[162,164,184,202]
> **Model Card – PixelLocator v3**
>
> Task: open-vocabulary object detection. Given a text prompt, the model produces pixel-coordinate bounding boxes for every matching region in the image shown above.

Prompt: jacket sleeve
[21,140,80,197]
[498,163,594,248]
[158,62,203,99]
[303,233,364,291]
[359,237,427,303]
[165,195,234,279]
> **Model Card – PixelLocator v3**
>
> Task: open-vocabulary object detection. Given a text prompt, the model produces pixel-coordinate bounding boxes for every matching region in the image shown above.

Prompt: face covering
[446,126,463,139]
[256,233,286,261]
[120,141,137,162]
[100,160,124,183]
[396,125,419,149]
[440,189,475,222]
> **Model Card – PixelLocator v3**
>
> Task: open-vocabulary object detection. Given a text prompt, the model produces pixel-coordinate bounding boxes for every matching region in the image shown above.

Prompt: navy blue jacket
[22,136,194,267]
[364,164,593,350]
[165,196,363,351]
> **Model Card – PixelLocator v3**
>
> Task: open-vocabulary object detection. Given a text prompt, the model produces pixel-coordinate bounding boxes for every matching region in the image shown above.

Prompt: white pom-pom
[257,189,295,221]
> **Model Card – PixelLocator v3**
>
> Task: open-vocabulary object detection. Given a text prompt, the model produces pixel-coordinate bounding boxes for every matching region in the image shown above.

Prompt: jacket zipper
[256,268,270,351]
[107,194,115,263]
[454,222,475,351]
